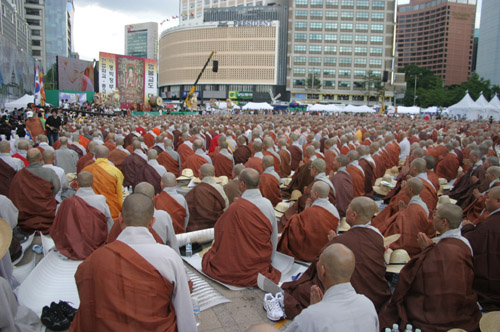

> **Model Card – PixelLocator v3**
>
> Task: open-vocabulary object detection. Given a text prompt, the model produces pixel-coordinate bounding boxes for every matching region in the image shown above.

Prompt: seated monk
[183,140,210,177]
[223,164,245,204]
[107,137,129,171]
[282,147,315,197]
[463,166,500,224]
[357,145,376,198]
[329,155,353,218]
[462,186,500,311]
[373,158,438,231]
[282,197,391,319]
[212,141,234,178]
[0,146,18,197]
[9,148,59,234]
[72,194,196,331]
[278,181,340,262]
[147,149,167,178]
[233,135,252,165]
[346,150,365,197]
[76,141,98,173]
[283,244,379,332]
[259,156,282,207]
[280,159,336,228]
[435,143,460,182]
[380,204,481,331]
[157,138,181,177]
[449,149,485,209]
[134,182,179,254]
[324,138,339,176]
[202,168,280,286]
[154,173,189,234]
[277,138,291,178]
[288,132,303,172]
[121,141,162,194]
[245,141,264,174]
[176,134,195,167]
[185,164,228,231]
[262,137,281,174]
[380,178,435,257]
[82,146,124,220]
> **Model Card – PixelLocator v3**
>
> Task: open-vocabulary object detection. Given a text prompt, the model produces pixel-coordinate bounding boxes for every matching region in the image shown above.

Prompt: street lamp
[413,73,421,106]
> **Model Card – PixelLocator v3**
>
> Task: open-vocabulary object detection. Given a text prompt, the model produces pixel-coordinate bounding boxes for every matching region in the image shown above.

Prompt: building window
[325,34,337,41]
[341,0,354,6]
[311,0,323,5]
[310,33,322,41]
[309,45,322,53]
[340,34,353,42]
[294,45,307,52]
[371,24,384,32]
[339,46,352,54]
[324,46,337,53]
[324,57,337,65]
[354,47,367,55]
[295,0,308,5]
[323,80,335,87]
[356,11,368,19]
[31,29,41,36]
[310,22,323,29]
[371,12,385,20]
[32,40,41,46]
[369,58,382,66]
[295,10,308,18]
[354,58,367,65]
[339,69,351,77]
[339,58,352,65]
[323,69,336,76]
[326,0,338,6]
[325,22,338,30]
[309,57,322,64]
[340,23,353,31]
[293,79,305,87]
[356,23,368,31]
[354,70,366,77]
[354,81,364,89]
[293,68,306,75]
[372,1,385,9]
[295,21,307,29]
[32,50,41,56]
[341,11,353,18]
[309,68,321,74]
[295,33,307,41]
[294,56,307,64]
[370,35,383,43]
[370,47,383,55]
[311,10,323,18]
[356,0,369,7]
[338,81,351,88]
[355,35,368,42]
[325,11,338,18]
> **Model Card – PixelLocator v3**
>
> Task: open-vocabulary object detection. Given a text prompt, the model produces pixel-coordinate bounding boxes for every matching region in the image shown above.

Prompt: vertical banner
[144,58,158,111]
[98,52,117,99]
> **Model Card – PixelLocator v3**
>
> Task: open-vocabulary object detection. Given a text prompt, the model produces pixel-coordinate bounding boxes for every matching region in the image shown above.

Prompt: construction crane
[183,50,217,110]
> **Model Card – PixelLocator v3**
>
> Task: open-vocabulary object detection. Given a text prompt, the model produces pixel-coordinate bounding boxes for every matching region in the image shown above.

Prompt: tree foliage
[305,74,321,90]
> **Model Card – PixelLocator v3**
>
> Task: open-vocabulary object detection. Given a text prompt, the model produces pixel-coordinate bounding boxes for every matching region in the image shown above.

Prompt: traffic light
[382,70,389,82]
[212,60,218,73]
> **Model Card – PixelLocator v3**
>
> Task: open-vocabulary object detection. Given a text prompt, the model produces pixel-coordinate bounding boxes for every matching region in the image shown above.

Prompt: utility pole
[413,74,418,106]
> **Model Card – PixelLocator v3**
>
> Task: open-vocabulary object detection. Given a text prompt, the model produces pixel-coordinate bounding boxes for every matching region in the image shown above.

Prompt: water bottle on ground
[186,237,192,258]
[192,296,201,327]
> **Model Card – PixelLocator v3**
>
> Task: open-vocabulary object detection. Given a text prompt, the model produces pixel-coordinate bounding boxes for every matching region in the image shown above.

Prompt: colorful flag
[39,68,46,106]
[34,63,46,106]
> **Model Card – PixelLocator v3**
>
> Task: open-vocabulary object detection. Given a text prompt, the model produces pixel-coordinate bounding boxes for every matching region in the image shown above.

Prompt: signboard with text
[228,91,253,100]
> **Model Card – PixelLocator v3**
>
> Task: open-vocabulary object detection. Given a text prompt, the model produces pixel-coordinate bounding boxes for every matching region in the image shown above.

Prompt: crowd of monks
[1,110,500,331]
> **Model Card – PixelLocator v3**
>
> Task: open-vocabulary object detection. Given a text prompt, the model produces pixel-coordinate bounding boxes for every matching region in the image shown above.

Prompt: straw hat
[436,195,457,209]
[383,234,401,247]
[384,248,393,265]
[176,168,194,181]
[0,218,12,259]
[386,249,410,274]
[338,217,350,232]
[447,329,467,332]
[438,178,448,185]
[373,174,397,196]
[274,202,289,218]
[280,177,292,189]
[479,311,500,332]
[289,190,302,201]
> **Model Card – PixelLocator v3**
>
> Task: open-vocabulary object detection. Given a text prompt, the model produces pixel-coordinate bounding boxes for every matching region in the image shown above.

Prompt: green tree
[44,63,58,90]
[361,70,383,105]
[305,74,321,90]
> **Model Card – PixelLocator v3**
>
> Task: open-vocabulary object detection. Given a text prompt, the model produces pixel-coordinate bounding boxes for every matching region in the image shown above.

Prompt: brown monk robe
[50,195,108,260]
[346,150,365,197]
[102,139,116,152]
[212,145,234,178]
[233,135,252,164]
[278,182,339,262]
[282,145,317,198]
[106,214,164,244]
[329,155,353,218]
[380,204,481,332]
[280,158,336,228]
[9,149,58,234]
[176,139,195,167]
[121,145,162,194]
[82,146,123,220]
[357,145,376,198]
[156,138,180,177]
[449,149,485,208]
[245,141,264,174]
[288,142,303,171]
[107,138,129,171]
[258,156,282,207]
[186,164,226,231]
[380,178,436,257]
[202,168,281,286]
[463,167,500,224]
[462,186,500,311]
[76,141,98,173]
[25,114,44,142]
[153,173,187,234]
[0,158,16,197]
[73,194,188,332]
[282,197,391,318]
[223,164,245,204]
[373,158,438,230]
[183,140,209,177]
[277,139,291,178]
[324,138,339,176]
[435,144,460,181]
[262,137,281,174]
[143,131,155,148]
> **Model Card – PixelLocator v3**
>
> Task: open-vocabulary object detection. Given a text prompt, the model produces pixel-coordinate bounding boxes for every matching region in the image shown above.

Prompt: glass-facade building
[124,22,158,60]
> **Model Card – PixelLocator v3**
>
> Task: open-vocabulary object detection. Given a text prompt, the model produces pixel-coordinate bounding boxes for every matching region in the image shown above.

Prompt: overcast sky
[73,0,483,62]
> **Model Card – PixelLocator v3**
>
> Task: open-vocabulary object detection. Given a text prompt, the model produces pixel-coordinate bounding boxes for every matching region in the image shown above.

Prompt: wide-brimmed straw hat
[373,174,397,196]
[436,195,457,209]
[274,202,289,218]
[383,234,401,247]
[289,190,302,201]
[338,217,350,232]
[177,168,194,181]
[386,249,410,274]
[479,311,500,332]
[0,218,12,259]
[280,177,292,189]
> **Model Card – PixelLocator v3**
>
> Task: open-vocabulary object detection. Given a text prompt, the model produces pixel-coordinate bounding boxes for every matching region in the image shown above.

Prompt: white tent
[394,106,420,114]
[487,95,500,121]
[4,94,34,111]
[242,102,273,110]
[343,104,375,113]
[308,104,342,112]
[423,106,439,113]
[448,92,482,120]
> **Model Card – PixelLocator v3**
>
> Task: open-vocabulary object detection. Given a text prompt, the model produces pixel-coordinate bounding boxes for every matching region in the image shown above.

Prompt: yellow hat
[386,249,410,274]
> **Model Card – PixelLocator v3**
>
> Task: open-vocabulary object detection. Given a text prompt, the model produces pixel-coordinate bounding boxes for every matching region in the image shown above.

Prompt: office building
[396,0,476,86]
[124,22,158,59]
[476,0,500,86]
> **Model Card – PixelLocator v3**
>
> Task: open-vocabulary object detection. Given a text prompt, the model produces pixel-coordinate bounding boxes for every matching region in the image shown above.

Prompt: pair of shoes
[263,293,285,321]
[41,301,77,331]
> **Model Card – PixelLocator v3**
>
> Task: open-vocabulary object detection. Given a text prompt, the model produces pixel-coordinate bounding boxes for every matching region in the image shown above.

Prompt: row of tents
[448,92,500,121]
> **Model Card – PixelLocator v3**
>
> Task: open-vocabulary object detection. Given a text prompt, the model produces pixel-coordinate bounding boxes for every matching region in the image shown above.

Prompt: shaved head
[199,164,215,177]
[407,177,424,195]
[0,141,10,153]
[17,140,29,150]
[318,243,355,286]
[27,148,42,163]
[240,168,260,189]
[438,204,463,230]
[95,145,109,158]
[312,181,330,198]
[411,158,426,174]
[233,164,245,178]
[122,193,154,227]
[336,155,349,167]
[132,140,142,150]
[311,158,326,173]
[87,141,98,153]
[134,182,155,199]
[42,149,55,163]
[161,172,177,187]
[349,197,377,224]
[147,149,158,160]
[262,155,274,169]
[77,171,93,187]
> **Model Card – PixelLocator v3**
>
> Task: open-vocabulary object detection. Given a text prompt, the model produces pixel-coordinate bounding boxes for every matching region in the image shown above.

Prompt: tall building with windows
[288,0,401,104]
[396,0,476,86]
[1,0,31,51]
[124,22,158,59]
[24,0,74,71]
[475,0,500,86]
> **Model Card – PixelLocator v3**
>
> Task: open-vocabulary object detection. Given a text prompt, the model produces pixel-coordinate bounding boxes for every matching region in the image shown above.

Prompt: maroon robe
[212,153,233,178]
[202,198,281,286]
[282,226,391,318]
[283,162,314,197]
[157,152,180,177]
[258,173,282,207]
[278,149,291,178]
[346,165,365,197]
[223,179,241,205]
[183,154,208,177]
[233,145,252,165]
[68,144,84,159]
[450,165,486,209]
[0,158,16,197]
[435,153,460,181]
[107,149,128,171]
[153,191,187,234]
[185,182,225,231]
[77,152,94,173]
[288,145,302,171]
[245,157,263,174]
[330,170,353,218]
[359,158,376,198]
[122,154,162,194]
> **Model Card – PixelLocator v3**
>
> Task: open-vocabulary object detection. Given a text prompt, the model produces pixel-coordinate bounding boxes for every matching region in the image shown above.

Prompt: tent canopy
[4,94,34,111]
[448,92,481,120]
[242,102,273,110]
[308,104,342,112]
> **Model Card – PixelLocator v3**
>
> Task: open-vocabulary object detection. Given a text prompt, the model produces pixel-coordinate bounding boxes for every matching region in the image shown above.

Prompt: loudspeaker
[212,60,218,73]
[382,70,389,82]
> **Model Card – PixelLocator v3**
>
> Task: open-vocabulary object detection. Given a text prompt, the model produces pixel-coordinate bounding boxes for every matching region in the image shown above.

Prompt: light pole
[413,73,421,106]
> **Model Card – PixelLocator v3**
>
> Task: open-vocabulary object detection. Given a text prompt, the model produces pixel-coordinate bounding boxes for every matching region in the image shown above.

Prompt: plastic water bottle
[392,323,399,332]
[186,237,192,258]
[192,296,201,327]
[128,186,133,194]
[405,324,413,332]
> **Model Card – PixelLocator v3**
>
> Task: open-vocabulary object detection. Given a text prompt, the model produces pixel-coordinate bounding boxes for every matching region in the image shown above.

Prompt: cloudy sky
[73,0,483,62]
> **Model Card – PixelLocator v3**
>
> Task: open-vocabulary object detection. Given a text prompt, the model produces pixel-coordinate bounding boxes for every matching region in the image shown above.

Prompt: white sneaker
[263,293,284,321]
[275,291,285,310]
